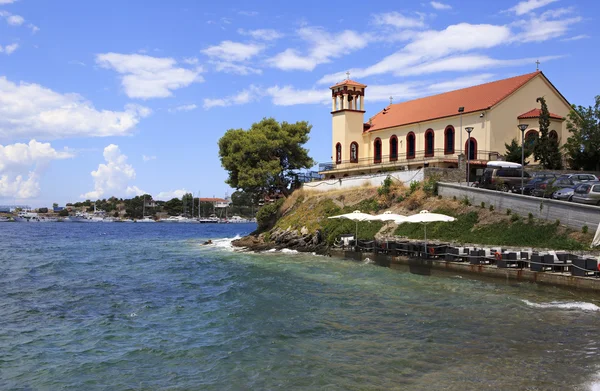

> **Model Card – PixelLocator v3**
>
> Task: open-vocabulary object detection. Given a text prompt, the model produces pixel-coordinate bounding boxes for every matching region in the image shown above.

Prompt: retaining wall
[303,169,424,192]
[438,182,600,231]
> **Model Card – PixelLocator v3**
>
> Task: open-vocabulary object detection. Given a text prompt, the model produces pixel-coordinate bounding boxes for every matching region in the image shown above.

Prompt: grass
[393,208,586,251]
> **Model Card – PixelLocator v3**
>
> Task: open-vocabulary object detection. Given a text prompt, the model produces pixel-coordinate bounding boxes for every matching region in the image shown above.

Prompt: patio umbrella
[399,210,455,257]
[369,210,408,223]
[328,210,374,241]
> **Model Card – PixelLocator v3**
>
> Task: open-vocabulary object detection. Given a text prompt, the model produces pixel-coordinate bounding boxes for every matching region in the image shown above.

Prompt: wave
[280,248,298,254]
[521,299,600,311]
[203,235,242,252]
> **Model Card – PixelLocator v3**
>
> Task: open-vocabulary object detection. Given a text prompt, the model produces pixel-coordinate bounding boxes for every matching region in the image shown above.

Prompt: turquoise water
[2,223,600,390]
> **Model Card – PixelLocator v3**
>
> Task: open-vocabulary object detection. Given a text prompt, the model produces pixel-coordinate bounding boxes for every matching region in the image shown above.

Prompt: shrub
[378,176,393,197]
[409,180,420,194]
[453,195,457,201]
[256,199,284,232]
[528,212,534,222]
[462,196,470,206]
[489,205,494,211]
[555,219,561,227]
[480,201,485,208]
[506,209,512,215]
[582,225,589,234]
[397,194,406,203]
[422,175,439,196]
[510,214,519,222]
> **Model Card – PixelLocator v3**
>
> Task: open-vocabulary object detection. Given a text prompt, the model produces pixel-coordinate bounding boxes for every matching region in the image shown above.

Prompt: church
[320,71,571,179]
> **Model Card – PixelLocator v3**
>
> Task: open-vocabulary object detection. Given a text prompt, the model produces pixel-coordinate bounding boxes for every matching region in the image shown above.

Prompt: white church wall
[302,169,424,193]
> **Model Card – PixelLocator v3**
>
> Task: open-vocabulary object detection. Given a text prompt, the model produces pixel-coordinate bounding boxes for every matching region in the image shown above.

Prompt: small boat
[136,216,156,223]
[14,212,58,223]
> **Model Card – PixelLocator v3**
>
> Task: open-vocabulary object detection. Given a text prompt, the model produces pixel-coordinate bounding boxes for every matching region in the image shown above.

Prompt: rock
[300,226,309,235]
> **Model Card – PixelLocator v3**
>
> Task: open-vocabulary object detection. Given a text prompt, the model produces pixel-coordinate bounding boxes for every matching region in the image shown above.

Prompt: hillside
[235,178,594,252]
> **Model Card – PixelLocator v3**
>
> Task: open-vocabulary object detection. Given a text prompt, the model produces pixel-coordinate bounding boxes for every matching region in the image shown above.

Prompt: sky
[0,0,598,207]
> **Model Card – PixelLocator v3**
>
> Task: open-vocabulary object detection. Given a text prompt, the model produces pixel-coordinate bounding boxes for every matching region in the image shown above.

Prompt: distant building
[199,198,231,209]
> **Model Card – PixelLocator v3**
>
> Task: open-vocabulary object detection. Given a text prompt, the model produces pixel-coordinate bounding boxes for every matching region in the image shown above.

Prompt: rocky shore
[232,227,328,254]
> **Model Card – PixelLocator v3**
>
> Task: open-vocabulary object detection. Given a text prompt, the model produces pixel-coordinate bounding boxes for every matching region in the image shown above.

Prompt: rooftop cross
[346,71,350,80]
[536,59,540,71]
[389,96,393,105]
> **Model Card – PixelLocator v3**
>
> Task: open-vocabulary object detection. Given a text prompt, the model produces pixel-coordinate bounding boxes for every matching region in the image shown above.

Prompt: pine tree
[504,137,532,164]
[533,97,563,169]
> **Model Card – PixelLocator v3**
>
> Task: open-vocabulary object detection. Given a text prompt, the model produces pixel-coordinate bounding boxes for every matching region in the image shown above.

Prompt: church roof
[330,79,367,89]
[517,108,564,120]
[366,71,543,132]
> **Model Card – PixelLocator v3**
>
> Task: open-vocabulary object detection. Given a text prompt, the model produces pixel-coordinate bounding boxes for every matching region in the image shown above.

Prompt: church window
[465,138,478,160]
[549,130,558,141]
[374,138,382,164]
[525,130,538,149]
[407,132,415,159]
[390,136,398,161]
[425,129,435,157]
[444,126,455,155]
[350,142,359,163]
[335,143,342,164]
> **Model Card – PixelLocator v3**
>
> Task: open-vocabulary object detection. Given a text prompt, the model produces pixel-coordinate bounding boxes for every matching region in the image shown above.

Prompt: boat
[0,216,12,222]
[136,217,156,223]
[13,212,58,223]
[225,215,251,223]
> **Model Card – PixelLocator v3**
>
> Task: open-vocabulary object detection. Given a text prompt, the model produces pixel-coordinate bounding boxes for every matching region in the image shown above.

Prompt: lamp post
[465,127,474,186]
[518,124,529,195]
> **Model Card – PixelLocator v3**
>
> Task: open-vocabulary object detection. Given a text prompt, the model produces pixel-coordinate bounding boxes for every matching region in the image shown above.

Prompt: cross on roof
[389,96,393,105]
[536,59,540,71]
[346,71,350,80]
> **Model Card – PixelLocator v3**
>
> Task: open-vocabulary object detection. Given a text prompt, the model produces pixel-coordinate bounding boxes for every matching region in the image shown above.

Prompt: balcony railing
[320,148,497,173]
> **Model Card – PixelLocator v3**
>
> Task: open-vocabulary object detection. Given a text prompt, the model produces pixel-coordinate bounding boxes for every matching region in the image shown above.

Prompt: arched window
[374,138,382,164]
[549,130,558,141]
[444,126,455,155]
[465,138,477,160]
[406,132,416,159]
[525,129,538,149]
[389,135,398,161]
[335,143,342,164]
[350,142,358,163]
[424,129,435,157]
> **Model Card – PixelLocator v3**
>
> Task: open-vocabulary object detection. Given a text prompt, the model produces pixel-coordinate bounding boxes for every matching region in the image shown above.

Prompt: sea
[2,222,600,390]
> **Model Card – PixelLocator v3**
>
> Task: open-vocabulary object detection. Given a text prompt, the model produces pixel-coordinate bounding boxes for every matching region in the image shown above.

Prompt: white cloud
[268,27,369,71]
[212,61,262,75]
[168,104,197,113]
[96,53,204,99]
[142,154,156,162]
[0,43,18,55]
[81,144,145,200]
[201,41,264,62]
[28,23,38,33]
[182,57,199,65]
[0,76,151,140]
[509,0,558,15]
[512,8,581,42]
[266,85,330,106]
[155,189,188,201]
[0,0,18,4]
[237,28,283,41]
[203,86,261,109]
[560,34,590,41]
[430,1,452,10]
[372,11,426,28]
[0,140,73,199]
[6,13,22,25]
[319,23,511,84]
[238,10,258,16]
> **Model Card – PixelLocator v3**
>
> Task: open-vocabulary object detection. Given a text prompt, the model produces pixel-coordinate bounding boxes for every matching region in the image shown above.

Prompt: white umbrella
[399,210,455,257]
[369,210,408,223]
[328,210,374,241]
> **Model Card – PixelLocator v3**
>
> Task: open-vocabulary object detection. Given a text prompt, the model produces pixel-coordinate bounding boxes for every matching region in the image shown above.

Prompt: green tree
[52,202,59,209]
[164,198,183,216]
[218,118,315,197]
[181,193,194,216]
[504,138,533,164]
[564,96,600,170]
[533,96,563,169]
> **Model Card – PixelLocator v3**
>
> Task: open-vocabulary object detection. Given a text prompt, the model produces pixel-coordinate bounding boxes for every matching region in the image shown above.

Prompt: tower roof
[517,108,564,120]
[330,79,367,89]
[366,71,545,132]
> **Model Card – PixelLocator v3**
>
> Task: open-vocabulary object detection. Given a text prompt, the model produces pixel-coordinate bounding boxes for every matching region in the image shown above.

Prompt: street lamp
[518,124,529,195]
[465,127,474,186]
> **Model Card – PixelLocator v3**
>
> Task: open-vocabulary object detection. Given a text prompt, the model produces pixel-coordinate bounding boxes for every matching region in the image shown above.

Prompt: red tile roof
[331,79,367,88]
[517,108,564,120]
[366,71,542,132]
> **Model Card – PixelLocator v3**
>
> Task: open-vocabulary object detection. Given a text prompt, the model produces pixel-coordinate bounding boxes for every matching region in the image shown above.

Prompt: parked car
[480,166,530,192]
[571,181,600,206]
[514,177,550,195]
[560,173,599,182]
[552,187,575,201]
[532,175,595,198]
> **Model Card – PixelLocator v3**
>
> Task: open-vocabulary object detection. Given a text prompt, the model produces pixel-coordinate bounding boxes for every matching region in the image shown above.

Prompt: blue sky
[0,0,597,206]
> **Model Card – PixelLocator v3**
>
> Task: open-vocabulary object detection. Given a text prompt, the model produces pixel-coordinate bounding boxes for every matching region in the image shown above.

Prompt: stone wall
[424,167,464,183]
[438,182,600,231]
[303,169,424,192]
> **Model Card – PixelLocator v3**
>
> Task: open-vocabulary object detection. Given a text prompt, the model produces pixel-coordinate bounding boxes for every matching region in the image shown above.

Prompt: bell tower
[330,74,366,165]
